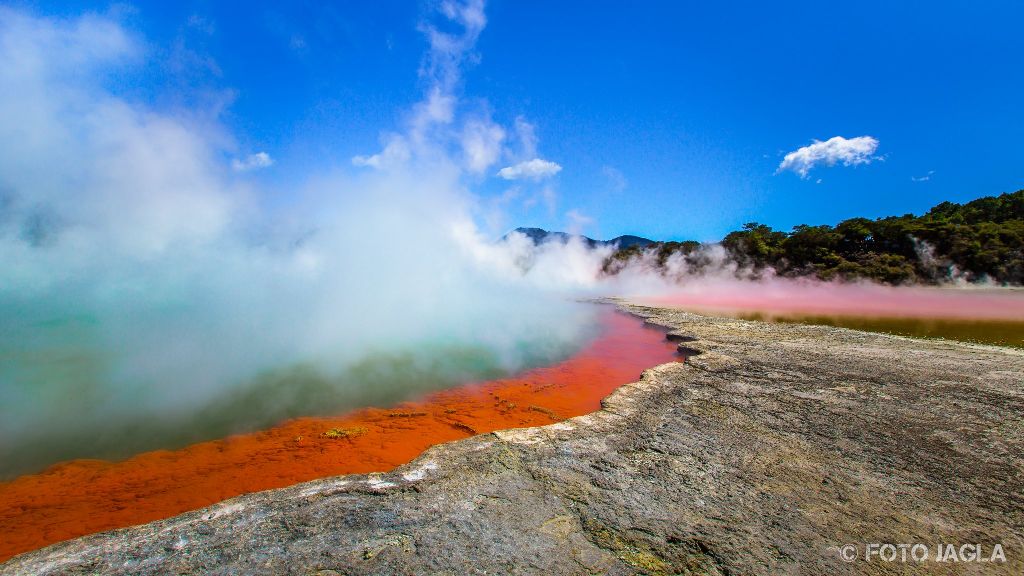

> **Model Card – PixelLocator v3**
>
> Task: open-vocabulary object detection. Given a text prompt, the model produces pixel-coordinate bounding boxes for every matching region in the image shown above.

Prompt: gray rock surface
[3,303,1023,575]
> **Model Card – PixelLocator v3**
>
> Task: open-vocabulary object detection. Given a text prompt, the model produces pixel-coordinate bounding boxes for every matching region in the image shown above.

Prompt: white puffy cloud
[776,135,879,178]
[496,158,562,181]
[231,151,273,172]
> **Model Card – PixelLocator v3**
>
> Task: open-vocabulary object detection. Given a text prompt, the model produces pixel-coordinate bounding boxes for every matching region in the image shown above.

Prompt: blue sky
[13,0,1024,241]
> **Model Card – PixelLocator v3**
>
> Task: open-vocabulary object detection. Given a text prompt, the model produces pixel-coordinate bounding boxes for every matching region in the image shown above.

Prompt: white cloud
[356,0,482,163]
[776,135,879,178]
[461,117,505,173]
[410,86,456,137]
[513,116,537,158]
[418,0,486,99]
[496,158,562,181]
[231,151,273,172]
[911,170,935,182]
[352,134,410,169]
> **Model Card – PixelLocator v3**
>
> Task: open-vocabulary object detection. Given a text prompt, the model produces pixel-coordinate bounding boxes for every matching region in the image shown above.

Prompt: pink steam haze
[634,280,1024,321]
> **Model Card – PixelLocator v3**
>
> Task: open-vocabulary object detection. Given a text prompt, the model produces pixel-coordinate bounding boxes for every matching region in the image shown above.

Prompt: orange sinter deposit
[0,309,679,562]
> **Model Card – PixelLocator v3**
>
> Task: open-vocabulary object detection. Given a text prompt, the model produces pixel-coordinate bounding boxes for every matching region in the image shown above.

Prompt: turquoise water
[0,299,600,479]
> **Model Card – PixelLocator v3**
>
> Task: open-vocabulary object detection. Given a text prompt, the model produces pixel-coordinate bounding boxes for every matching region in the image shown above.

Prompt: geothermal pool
[639,284,1024,348]
[0,309,679,562]
[6,286,1022,562]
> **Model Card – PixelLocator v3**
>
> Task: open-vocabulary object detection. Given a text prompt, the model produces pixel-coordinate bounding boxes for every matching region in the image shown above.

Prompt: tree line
[603,189,1024,285]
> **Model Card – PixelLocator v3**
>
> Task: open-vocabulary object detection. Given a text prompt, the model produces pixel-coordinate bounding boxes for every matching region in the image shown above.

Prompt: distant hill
[602,188,1024,285]
[506,227,655,249]
[510,189,1024,285]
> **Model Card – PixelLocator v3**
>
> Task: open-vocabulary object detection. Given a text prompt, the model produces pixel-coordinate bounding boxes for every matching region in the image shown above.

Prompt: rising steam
[0,3,600,476]
[1,4,1019,479]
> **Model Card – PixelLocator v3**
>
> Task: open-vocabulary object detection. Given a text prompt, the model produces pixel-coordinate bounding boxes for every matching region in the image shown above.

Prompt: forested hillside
[604,189,1024,285]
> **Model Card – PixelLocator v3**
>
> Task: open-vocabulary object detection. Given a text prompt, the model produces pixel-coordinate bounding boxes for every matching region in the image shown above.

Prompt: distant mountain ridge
[506,227,655,249]
[509,188,1024,285]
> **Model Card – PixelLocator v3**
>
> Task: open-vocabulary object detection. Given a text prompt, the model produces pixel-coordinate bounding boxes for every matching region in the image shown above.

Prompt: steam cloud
[0,4,601,476]
[0,4,1018,478]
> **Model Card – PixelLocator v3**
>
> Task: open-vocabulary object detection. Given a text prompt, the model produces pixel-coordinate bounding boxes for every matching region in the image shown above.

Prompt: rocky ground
[3,302,1022,575]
